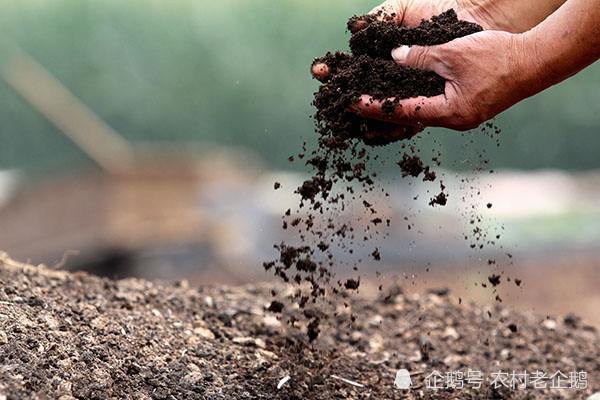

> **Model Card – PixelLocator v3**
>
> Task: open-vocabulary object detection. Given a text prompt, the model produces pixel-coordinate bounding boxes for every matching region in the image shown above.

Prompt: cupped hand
[350,31,538,131]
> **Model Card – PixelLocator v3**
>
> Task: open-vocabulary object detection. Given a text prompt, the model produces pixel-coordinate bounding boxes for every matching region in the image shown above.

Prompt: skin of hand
[351,0,600,131]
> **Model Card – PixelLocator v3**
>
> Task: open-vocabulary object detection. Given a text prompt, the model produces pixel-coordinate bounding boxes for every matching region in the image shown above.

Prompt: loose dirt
[265,10,490,341]
[1,256,598,399]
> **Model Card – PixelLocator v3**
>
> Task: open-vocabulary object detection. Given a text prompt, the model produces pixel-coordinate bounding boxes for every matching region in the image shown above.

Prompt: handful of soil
[312,9,482,147]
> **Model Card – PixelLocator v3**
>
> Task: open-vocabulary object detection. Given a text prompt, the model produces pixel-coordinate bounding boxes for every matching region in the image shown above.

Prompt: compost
[1,257,598,399]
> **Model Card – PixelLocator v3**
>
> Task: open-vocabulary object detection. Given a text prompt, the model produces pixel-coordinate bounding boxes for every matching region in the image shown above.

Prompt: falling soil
[265,10,487,341]
[1,258,598,399]
[488,274,502,287]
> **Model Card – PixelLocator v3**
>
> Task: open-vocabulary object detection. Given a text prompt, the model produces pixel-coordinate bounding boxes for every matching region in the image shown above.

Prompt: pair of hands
[314,0,553,133]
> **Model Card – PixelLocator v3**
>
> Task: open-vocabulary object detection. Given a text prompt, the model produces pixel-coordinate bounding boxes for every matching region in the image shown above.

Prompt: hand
[351,31,538,131]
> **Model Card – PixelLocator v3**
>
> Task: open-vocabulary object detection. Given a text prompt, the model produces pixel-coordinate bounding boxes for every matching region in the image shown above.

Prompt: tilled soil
[0,255,598,399]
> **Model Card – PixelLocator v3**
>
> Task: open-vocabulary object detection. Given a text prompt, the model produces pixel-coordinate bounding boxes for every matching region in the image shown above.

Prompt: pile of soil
[0,256,598,399]
[264,10,488,340]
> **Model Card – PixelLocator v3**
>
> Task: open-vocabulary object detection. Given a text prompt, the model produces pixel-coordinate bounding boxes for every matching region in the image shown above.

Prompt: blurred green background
[1,0,599,177]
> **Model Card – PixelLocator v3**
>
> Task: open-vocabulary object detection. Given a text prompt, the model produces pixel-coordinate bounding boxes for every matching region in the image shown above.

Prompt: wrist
[515,29,551,97]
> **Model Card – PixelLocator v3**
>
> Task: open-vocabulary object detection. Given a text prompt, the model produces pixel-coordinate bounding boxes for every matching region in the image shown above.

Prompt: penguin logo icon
[394,369,412,390]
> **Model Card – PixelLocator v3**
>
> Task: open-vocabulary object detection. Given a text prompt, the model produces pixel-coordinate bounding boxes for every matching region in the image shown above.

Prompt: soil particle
[488,274,502,287]
[267,301,285,313]
[307,318,321,342]
[371,248,381,261]
[429,191,448,206]
[344,278,360,290]
[398,153,438,182]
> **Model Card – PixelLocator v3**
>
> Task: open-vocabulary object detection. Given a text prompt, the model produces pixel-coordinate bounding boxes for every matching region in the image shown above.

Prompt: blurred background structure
[0,0,599,325]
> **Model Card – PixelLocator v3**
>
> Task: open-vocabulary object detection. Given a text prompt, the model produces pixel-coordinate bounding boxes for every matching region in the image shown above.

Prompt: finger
[391,45,446,76]
[311,62,330,82]
[351,94,450,127]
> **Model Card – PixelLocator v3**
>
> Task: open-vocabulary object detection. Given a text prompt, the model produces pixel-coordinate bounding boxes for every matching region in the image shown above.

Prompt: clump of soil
[264,10,483,341]
[1,257,598,399]
[398,153,436,181]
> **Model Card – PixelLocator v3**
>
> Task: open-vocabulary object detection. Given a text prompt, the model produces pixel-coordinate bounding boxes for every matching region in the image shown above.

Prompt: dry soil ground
[0,254,598,399]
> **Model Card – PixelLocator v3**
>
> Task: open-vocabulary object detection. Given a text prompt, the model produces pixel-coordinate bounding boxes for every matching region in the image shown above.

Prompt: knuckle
[412,47,431,69]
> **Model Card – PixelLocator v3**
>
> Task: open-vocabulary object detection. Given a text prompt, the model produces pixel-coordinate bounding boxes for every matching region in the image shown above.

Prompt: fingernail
[391,46,410,64]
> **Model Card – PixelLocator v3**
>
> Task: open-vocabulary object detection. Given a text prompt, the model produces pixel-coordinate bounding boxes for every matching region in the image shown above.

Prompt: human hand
[311,1,481,141]
[350,30,538,131]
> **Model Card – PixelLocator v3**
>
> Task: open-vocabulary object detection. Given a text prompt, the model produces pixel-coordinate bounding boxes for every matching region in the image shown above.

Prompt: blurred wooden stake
[2,48,134,174]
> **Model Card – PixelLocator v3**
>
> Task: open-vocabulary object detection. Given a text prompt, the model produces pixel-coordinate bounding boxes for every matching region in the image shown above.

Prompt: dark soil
[1,257,598,399]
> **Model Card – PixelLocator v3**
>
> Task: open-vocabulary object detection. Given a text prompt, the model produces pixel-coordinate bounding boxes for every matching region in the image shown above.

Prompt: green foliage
[0,0,599,177]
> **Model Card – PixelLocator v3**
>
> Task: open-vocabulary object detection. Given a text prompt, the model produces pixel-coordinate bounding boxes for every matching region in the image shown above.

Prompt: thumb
[391,45,439,71]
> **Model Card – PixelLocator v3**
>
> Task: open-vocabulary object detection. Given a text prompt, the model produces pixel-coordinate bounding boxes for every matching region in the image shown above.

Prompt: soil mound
[1,255,598,399]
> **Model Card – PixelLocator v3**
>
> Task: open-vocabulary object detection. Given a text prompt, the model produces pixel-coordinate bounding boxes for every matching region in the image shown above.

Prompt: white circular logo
[395,369,412,390]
